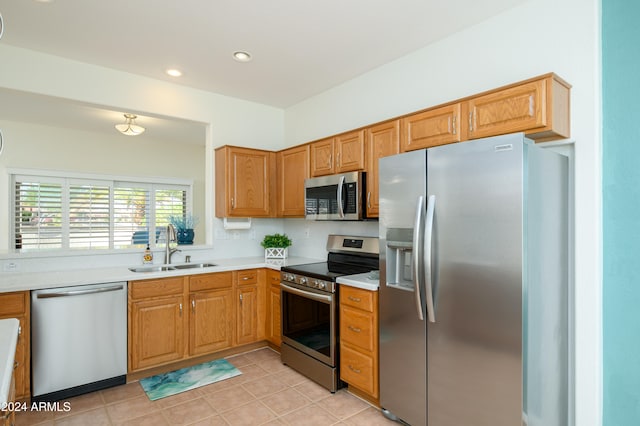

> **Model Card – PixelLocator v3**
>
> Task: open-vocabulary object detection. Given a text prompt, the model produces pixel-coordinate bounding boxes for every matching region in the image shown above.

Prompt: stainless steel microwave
[305,171,366,220]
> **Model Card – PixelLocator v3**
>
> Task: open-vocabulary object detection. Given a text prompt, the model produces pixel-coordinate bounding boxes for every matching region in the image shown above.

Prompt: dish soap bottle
[143,244,153,264]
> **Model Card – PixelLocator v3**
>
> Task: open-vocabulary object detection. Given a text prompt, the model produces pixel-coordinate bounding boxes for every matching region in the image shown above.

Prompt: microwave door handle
[337,175,345,218]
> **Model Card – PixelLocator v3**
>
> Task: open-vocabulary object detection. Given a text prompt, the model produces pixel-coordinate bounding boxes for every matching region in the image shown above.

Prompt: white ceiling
[0,0,525,140]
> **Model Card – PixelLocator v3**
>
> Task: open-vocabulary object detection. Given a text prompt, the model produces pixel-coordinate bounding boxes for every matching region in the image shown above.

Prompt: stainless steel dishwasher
[31,282,127,402]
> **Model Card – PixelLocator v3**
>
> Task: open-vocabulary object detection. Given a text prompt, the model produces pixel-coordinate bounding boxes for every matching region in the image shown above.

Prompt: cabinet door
[215,146,274,217]
[0,291,30,401]
[129,295,185,371]
[400,103,462,152]
[366,120,399,218]
[189,289,234,355]
[277,145,310,217]
[236,285,258,345]
[267,284,282,347]
[466,79,546,140]
[310,138,335,177]
[335,130,365,173]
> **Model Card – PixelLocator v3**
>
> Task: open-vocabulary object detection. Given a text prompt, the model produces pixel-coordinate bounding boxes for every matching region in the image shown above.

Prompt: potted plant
[169,214,199,245]
[261,233,292,259]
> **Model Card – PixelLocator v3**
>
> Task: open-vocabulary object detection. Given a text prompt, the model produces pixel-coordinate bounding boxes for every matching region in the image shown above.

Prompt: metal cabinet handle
[367,191,371,209]
[348,296,361,302]
[36,284,123,298]
[242,276,250,280]
[239,293,243,305]
[231,197,235,208]
[452,115,457,135]
[468,111,474,132]
[348,325,361,333]
[179,303,183,316]
[348,365,361,374]
[191,299,196,314]
[14,361,19,369]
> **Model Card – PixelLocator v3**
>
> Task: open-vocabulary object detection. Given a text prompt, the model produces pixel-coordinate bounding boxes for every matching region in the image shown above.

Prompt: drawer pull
[348,325,362,333]
[14,361,19,369]
[348,365,361,374]
[348,296,361,302]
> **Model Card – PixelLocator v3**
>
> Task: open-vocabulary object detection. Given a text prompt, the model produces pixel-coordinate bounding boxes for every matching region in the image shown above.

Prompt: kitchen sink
[172,263,217,270]
[128,265,176,273]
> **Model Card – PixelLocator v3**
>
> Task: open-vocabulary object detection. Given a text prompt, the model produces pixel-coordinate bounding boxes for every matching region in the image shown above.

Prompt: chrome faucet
[165,224,181,264]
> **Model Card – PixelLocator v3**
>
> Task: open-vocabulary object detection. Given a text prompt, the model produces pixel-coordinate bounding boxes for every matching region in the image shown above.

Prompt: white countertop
[0,256,322,293]
[336,271,380,291]
[0,318,19,406]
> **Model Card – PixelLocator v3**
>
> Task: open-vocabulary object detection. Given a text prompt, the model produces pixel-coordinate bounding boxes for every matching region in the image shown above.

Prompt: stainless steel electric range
[280,234,379,392]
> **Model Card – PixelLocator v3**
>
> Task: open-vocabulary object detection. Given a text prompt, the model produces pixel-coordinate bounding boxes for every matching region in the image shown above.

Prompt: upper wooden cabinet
[465,74,570,142]
[310,130,365,177]
[366,120,400,218]
[401,103,462,152]
[277,145,309,217]
[215,146,276,218]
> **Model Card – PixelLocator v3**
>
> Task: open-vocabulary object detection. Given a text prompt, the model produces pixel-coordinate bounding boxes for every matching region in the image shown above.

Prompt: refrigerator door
[427,134,524,425]
[379,150,428,426]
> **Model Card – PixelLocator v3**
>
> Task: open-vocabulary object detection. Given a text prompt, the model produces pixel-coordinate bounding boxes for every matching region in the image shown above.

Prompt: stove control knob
[318,282,326,290]
[299,277,307,285]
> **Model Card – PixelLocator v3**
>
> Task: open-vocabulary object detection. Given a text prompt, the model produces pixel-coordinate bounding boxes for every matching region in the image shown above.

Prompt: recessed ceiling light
[34,0,55,3]
[233,51,252,62]
[166,69,183,77]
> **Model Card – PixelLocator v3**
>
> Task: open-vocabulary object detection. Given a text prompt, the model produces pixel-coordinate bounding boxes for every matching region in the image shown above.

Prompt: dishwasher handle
[36,284,124,299]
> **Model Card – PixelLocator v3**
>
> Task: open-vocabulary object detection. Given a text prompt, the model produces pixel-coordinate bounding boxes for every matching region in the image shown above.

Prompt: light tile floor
[15,347,397,425]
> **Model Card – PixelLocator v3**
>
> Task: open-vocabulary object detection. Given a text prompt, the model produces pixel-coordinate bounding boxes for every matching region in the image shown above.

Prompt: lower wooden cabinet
[339,285,379,400]
[265,269,282,347]
[128,268,271,374]
[128,277,187,372]
[0,291,30,401]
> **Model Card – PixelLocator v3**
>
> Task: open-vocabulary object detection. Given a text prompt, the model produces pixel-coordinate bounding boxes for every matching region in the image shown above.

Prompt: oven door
[281,282,336,367]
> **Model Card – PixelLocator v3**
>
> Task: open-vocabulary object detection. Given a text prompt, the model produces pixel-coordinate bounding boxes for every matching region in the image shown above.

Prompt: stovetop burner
[281,235,379,292]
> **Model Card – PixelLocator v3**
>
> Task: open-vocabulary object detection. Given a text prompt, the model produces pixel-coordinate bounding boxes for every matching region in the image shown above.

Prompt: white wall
[283,0,601,424]
[0,44,287,262]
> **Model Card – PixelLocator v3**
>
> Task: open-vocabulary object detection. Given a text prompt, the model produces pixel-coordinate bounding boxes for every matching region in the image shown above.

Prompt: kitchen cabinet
[339,285,379,401]
[310,130,365,177]
[234,269,262,346]
[189,272,234,355]
[277,144,309,217]
[465,73,570,142]
[400,103,462,152]
[265,269,282,347]
[128,277,186,372]
[366,120,400,218]
[0,291,30,401]
[215,145,276,218]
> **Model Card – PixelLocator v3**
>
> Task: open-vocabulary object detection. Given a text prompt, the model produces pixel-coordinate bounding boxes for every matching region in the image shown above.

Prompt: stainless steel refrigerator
[378,133,568,426]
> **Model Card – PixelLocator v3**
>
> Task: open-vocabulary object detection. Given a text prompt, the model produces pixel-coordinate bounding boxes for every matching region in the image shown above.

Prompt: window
[12,172,192,251]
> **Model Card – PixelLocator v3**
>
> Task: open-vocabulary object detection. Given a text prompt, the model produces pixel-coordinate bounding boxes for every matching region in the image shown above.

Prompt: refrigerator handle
[412,195,425,321]
[424,194,436,323]
[337,175,345,218]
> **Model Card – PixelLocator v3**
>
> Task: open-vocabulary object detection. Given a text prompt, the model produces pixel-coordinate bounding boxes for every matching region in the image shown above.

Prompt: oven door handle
[281,283,333,303]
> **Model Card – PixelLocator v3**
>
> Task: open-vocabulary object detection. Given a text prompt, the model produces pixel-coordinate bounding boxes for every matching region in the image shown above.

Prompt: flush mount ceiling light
[0,12,4,41]
[115,114,145,136]
[166,68,182,77]
[233,51,252,62]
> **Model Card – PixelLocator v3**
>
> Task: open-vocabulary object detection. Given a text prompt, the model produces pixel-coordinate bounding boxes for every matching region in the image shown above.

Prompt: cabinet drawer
[340,306,375,352]
[340,286,374,313]
[236,269,258,286]
[340,345,375,396]
[267,270,281,287]
[0,292,27,316]
[130,277,185,300]
[189,272,233,292]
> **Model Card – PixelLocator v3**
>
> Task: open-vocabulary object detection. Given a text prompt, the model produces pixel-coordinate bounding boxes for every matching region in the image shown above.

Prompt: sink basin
[128,265,176,273]
[172,263,218,270]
